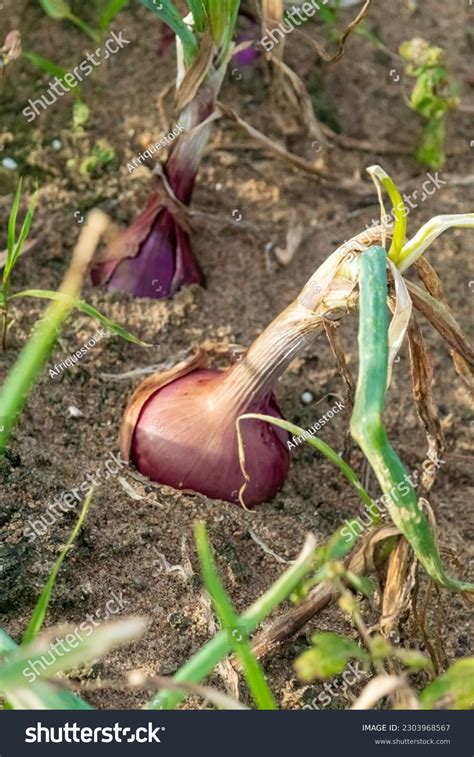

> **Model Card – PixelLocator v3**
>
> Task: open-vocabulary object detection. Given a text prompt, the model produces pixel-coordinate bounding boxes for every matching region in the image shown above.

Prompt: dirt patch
[0,0,473,709]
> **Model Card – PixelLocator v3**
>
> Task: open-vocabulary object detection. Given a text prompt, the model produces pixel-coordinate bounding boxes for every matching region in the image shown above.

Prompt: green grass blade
[0,629,93,709]
[67,11,101,42]
[140,0,198,64]
[39,0,100,41]
[39,0,71,19]
[238,414,374,513]
[99,0,129,31]
[23,51,81,98]
[147,534,317,710]
[0,211,108,455]
[11,290,148,346]
[0,619,146,691]
[22,490,94,646]
[185,0,207,32]
[350,245,473,595]
[6,180,22,265]
[8,191,38,279]
[195,521,278,710]
[0,629,18,657]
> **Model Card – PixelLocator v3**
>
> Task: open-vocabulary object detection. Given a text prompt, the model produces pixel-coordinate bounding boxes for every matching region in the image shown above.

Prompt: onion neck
[166,67,226,204]
[213,304,324,415]
[209,236,381,417]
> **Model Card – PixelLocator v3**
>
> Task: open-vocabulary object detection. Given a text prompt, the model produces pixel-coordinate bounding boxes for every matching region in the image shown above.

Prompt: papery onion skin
[130,368,290,507]
[91,204,204,299]
[91,71,221,300]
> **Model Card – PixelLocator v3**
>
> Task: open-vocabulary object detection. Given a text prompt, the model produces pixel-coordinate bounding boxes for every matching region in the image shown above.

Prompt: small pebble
[2,157,17,170]
[67,405,83,418]
[215,182,223,191]
[51,139,62,150]
[301,391,314,405]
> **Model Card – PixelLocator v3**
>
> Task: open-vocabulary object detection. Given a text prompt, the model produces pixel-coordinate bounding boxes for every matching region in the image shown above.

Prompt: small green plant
[0,181,141,353]
[195,521,278,709]
[296,608,431,686]
[400,37,458,169]
[147,531,317,710]
[39,0,130,43]
[0,179,37,350]
[0,203,146,457]
[65,103,116,176]
[0,490,147,710]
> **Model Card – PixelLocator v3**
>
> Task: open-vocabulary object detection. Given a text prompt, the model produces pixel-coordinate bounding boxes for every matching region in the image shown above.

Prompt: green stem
[238,414,375,514]
[0,211,108,456]
[146,534,317,710]
[67,12,101,43]
[350,246,473,595]
[195,522,277,710]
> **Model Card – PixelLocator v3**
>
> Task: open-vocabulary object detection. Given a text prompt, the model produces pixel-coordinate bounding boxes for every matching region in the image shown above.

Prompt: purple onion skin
[91,206,204,299]
[91,83,215,299]
[131,369,290,507]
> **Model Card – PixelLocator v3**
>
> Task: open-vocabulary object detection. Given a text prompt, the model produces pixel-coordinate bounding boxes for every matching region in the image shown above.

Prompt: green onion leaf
[367,165,407,266]
[140,0,198,64]
[351,245,473,595]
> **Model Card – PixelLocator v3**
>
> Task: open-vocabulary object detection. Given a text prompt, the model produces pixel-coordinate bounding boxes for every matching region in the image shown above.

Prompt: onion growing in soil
[91,1,242,299]
[120,161,474,508]
[120,233,367,506]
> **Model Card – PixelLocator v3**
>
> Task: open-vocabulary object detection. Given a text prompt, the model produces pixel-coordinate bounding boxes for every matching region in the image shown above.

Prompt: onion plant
[351,245,473,594]
[231,168,473,600]
[121,164,473,510]
[91,0,241,298]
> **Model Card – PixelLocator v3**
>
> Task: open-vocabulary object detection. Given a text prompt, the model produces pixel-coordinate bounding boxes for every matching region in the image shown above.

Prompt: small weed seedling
[400,37,458,169]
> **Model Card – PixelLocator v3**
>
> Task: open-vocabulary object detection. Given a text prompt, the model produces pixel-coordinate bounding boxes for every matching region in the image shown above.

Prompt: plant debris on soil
[0,0,473,709]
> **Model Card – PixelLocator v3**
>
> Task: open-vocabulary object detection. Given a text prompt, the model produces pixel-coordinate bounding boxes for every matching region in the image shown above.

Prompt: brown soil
[0,0,472,710]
